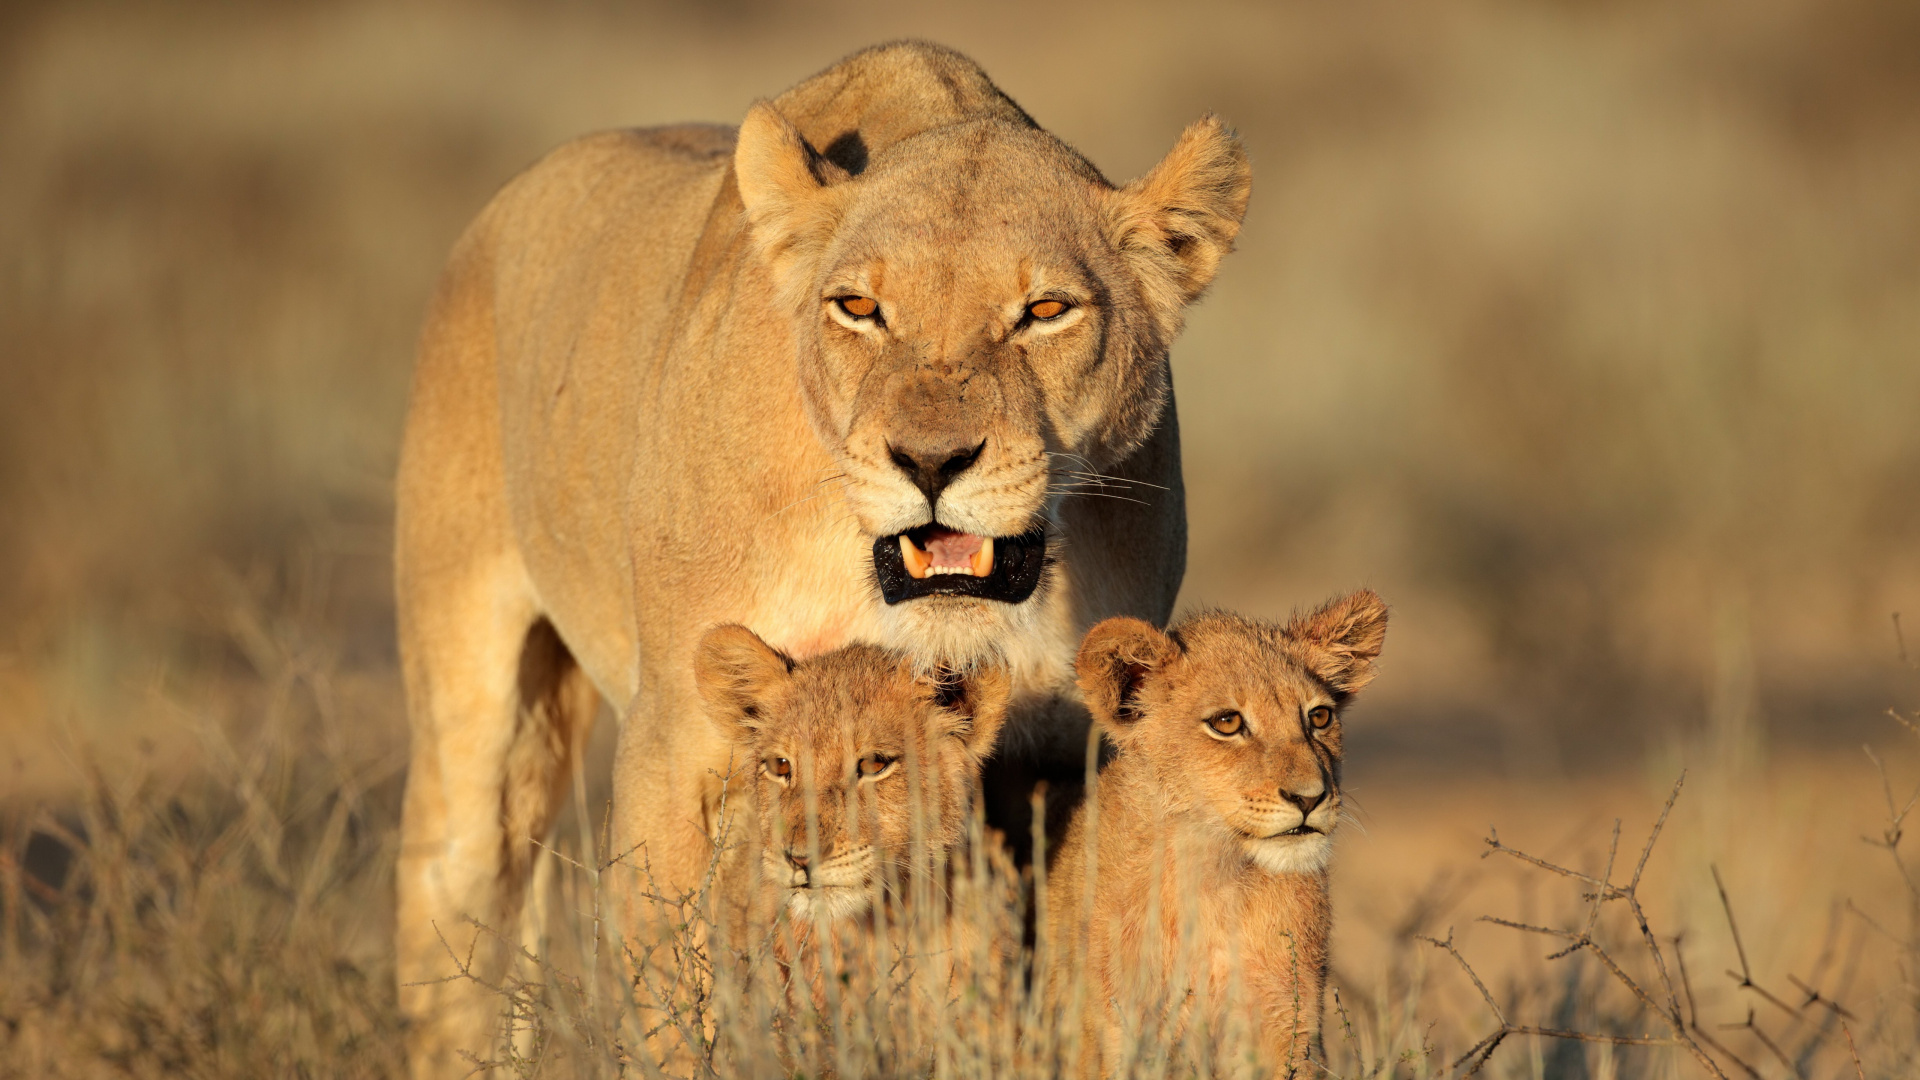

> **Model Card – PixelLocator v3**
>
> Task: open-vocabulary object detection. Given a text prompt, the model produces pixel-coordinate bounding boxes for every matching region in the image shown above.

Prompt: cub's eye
[764,757,792,780]
[1026,299,1069,321]
[835,296,879,320]
[857,754,896,779]
[1307,706,1335,730]
[1204,712,1244,738]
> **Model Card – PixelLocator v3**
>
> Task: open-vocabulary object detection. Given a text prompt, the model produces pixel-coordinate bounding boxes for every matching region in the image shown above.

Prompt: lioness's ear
[693,623,793,745]
[925,662,1013,756]
[1284,589,1389,696]
[1075,617,1180,737]
[1106,115,1251,335]
[735,102,850,302]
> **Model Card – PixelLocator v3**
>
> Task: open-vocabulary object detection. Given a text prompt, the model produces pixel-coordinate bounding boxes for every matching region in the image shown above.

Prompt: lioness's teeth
[900,535,932,579]
[970,536,994,578]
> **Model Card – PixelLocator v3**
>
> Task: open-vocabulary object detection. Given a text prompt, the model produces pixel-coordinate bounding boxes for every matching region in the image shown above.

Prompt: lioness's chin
[786,884,874,921]
[1244,833,1333,875]
[870,583,1055,669]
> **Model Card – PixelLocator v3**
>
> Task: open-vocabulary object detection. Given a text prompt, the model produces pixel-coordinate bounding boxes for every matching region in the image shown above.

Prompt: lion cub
[1045,591,1388,1076]
[693,624,1012,930]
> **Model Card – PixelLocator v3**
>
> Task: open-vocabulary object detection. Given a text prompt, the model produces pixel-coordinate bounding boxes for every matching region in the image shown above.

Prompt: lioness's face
[1075,594,1388,876]
[695,626,1010,920]
[735,108,1250,650]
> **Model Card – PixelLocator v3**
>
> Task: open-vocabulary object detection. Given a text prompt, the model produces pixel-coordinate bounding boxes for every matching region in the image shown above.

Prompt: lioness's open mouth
[872,524,1048,604]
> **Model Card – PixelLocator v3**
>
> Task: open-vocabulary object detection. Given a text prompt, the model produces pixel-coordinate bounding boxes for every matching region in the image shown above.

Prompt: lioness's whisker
[1046,487,1151,507]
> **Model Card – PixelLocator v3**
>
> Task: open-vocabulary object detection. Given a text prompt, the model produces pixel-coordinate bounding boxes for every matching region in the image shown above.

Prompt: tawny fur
[393,41,1250,1074]
[693,625,1019,1037]
[1045,591,1388,1077]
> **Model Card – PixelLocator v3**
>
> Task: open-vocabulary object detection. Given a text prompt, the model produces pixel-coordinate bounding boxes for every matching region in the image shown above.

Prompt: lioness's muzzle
[872,524,1048,604]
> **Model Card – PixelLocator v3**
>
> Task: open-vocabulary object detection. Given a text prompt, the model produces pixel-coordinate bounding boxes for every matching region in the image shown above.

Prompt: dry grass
[6,612,1916,1077]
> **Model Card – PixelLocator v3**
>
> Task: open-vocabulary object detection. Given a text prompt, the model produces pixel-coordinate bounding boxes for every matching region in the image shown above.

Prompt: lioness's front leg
[605,683,735,919]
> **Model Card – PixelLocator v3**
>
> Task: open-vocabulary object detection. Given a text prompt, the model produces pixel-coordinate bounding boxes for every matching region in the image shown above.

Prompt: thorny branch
[1423,772,1859,1079]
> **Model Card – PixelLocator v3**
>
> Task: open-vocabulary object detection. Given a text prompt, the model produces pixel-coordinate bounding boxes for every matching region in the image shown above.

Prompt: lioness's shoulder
[476,124,737,260]
[508,124,735,195]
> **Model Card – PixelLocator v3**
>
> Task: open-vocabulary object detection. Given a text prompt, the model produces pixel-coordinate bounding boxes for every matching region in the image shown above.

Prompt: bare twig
[1436,774,1750,1079]
[1711,864,1798,1020]
[1674,937,1766,1080]
[1783,973,1856,1021]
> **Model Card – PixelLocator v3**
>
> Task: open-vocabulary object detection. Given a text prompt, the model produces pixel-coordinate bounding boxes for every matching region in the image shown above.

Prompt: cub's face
[733,106,1250,660]
[695,625,1010,920]
[1075,592,1388,876]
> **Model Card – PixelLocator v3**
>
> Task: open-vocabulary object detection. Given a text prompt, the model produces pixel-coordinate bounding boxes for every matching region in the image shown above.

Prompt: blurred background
[3,1,1918,1074]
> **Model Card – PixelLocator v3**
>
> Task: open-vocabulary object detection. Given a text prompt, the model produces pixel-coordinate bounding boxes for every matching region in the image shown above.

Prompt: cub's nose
[784,849,810,871]
[888,438,984,508]
[1280,781,1328,817]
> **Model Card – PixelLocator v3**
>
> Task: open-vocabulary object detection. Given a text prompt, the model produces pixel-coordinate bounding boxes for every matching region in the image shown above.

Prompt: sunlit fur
[736,64,1249,666]
[1047,591,1389,1077]
[693,625,1011,925]
[393,42,1244,1073]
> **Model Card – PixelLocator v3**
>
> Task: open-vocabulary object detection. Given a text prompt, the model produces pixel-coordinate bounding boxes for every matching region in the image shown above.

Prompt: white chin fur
[786,884,874,921]
[869,579,1056,669]
[1245,833,1333,875]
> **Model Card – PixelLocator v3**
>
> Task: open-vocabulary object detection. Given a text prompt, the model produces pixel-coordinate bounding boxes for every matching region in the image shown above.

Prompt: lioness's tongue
[925,529,981,567]
[900,528,995,579]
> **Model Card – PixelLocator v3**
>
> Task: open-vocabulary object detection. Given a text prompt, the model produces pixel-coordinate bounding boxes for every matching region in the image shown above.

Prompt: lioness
[1045,592,1388,1076]
[394,41,1249,1072]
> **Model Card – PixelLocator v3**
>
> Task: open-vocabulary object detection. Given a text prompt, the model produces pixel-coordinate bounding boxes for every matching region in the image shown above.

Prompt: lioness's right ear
[1075,617,1180,737]
[693,623,793,745]
[735,102,850,303]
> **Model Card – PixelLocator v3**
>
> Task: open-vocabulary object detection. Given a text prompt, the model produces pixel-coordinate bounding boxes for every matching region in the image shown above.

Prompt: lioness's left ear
[735,102,851,303]
[1105,115,1252,332]
[1283,589,1389,696]
[924,663,1013,756]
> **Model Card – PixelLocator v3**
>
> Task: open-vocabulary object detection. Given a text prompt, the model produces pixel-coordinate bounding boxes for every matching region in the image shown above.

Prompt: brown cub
[694,624,1012,929]
[1045,591,1388,1076]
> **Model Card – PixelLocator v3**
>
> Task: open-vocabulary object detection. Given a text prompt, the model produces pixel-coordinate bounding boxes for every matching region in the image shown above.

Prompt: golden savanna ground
[3,1,1918,1076]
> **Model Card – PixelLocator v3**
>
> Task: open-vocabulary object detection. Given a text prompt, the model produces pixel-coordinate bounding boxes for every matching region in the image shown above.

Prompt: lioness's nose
[888,438,984,509]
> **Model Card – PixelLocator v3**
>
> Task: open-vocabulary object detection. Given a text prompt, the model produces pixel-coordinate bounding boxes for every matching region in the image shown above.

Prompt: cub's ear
[1284,589,1389,696]
[1075,617,1180,738]
[734,102,851,304]
[693,623,793,746]
[925,662,1013,757]
[1105,115,1251,335]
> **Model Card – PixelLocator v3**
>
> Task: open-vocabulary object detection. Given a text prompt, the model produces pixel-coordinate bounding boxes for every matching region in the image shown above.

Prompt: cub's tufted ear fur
[922,662,1013,756]
[1283,589,1389,697]
[734,102,852,306]
[694,623,794,746]
[1075,617,1182,739]
[1105,115,1252,338]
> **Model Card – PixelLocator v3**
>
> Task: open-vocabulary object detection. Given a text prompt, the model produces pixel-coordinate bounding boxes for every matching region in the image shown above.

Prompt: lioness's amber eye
[1308,706,1335,729]
[1205,712,1244,737]
[766,757,792,779]
[1027,299,1069,321]
[857,754,895,778]
[836,296,879,319]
